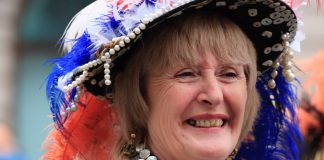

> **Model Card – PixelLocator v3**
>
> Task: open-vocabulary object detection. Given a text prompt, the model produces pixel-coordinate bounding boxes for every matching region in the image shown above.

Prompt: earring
[281,33,295,82]
[226,148,238,160]
[122,133,137,158]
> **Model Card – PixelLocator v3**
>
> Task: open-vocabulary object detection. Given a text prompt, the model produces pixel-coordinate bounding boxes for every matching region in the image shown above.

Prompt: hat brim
[148,0,297,72]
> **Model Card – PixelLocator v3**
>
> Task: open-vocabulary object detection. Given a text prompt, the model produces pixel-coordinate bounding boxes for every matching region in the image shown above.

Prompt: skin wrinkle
[201,67,246,131]
[146,52,247,160]
[146,73,185,160]
[201,60,247,138]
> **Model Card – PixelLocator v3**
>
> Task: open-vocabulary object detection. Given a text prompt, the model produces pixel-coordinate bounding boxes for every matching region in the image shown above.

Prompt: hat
[45,0,303,159]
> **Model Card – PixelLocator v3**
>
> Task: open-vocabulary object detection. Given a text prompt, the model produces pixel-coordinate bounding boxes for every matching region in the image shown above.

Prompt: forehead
[193,50,246,67]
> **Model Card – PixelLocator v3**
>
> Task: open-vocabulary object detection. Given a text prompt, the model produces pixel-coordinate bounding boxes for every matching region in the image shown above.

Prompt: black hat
[46,0,302,159]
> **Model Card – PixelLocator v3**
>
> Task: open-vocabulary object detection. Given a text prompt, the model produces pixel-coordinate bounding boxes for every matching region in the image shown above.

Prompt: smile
[186,119,226,128]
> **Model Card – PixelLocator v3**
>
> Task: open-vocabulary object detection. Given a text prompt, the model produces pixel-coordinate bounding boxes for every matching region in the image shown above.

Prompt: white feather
[61,0,176,55]
[62,0,111,53]
[57,72,73,92]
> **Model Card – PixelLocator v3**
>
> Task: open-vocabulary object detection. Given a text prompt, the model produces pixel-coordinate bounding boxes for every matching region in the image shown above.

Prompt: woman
[42,0,303,159]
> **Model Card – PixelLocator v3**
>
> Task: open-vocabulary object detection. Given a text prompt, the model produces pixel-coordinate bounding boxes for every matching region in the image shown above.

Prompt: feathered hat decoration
[44,0,308,159]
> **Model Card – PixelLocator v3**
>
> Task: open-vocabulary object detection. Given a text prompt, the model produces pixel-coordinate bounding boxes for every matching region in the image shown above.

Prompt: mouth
[186,119,227,128]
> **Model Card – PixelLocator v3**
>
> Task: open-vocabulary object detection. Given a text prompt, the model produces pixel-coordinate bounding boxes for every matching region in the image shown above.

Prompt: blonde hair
[112,10,259,159]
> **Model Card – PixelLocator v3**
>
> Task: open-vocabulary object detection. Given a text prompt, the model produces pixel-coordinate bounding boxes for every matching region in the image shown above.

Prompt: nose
[197,75,224,107]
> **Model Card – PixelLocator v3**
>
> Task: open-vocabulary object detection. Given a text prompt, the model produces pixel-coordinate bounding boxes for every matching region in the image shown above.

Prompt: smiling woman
[42,0,303,160]
[113,12,258,159]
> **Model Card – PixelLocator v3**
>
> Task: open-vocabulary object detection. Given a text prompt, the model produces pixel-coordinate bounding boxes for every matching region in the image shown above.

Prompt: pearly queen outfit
[42,0,305,159]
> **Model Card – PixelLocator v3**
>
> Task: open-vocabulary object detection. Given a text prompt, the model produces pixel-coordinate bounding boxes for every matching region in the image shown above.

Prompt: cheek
[224,83,247,119]
[147,83,197,155]
[148,82,196,122]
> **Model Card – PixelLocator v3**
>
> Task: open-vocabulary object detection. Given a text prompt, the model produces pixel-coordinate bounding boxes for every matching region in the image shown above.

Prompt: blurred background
[0,0,323,160]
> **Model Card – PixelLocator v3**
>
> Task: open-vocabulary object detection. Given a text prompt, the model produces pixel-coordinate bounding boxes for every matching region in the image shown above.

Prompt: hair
[112,10,259,159]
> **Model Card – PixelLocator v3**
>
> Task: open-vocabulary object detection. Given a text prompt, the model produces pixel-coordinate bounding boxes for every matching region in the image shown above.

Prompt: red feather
[297,50,324,114]
[41,91,120,160]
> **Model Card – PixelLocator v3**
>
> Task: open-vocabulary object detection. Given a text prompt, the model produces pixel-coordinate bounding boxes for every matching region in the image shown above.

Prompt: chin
[186,140,234,160]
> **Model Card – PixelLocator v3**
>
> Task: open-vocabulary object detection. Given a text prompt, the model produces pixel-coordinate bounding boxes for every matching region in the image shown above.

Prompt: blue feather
[236,67,303,159]
[144,0,156,6]
[108,16,127,36]
[95,13,127,39]
[45,0,153,128]
[46,32,94,128]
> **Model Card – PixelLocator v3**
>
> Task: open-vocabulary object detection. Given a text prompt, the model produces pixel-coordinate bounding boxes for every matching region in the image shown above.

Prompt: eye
[174,68,199,82]
[222,71,238,79]
[217,67,244,83]
[176,70,195,77]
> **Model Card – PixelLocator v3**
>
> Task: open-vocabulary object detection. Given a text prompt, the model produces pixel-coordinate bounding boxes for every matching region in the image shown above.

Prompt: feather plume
[45,0,306,159]
[46,0,170,127]
[42,92,119,160]
[236,67,303,160]
[62,0,110,52]
[297,50,324,114]
[46,31,94,127]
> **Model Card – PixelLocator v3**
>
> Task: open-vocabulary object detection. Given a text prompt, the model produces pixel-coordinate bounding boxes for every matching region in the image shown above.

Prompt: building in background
[0,0,24,159]
[1,0,91,159]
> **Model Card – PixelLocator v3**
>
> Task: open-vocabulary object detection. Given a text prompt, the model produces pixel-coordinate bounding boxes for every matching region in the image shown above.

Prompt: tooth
[219,119,224,126]
[211,119,216,126]
[216,119,223,127]
[216,119,220,126]
[192,119,225,127]
[196,120,201,127]
[205,120,210,127]
[199,120,204,127]
[201,120,205,127]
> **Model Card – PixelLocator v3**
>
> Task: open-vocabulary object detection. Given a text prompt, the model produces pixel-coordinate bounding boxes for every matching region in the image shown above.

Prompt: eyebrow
[210,63,245,69]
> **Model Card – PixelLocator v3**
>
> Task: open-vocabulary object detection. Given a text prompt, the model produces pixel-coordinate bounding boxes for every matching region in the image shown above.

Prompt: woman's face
[146,51,248,160]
